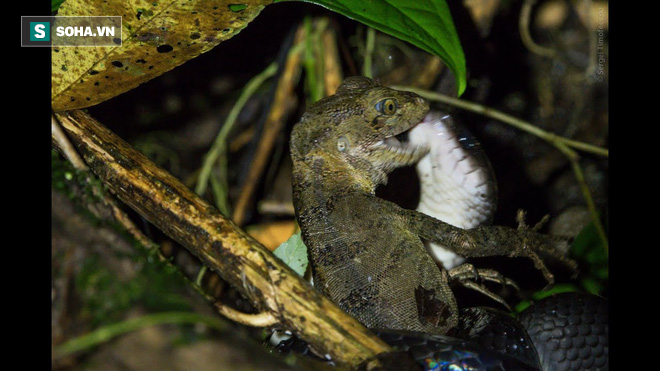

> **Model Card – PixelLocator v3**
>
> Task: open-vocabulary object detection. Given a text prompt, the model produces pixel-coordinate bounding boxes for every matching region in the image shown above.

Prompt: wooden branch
[232,26,304,226]
[53,110,392,367]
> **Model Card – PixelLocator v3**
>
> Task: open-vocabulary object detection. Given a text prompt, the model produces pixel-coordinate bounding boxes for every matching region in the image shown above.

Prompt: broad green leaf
[277,0,466,96]
[52,0,270,111]
[273,232,308,276]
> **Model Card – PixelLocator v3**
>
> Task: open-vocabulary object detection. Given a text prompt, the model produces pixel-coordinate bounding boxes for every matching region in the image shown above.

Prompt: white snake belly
[408,111,497,269]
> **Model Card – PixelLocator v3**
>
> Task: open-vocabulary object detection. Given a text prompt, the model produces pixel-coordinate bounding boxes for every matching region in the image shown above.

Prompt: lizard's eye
[337,136,349,152]
[375,99,397,115]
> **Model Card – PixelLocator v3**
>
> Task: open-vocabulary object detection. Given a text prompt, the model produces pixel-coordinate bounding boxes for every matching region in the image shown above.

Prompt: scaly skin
[290,76,576,335]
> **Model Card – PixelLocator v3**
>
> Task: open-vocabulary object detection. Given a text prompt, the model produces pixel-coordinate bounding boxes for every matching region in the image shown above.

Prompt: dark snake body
[276,292,608,370]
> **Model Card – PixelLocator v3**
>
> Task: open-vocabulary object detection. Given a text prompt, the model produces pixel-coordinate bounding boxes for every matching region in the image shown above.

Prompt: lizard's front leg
[393,200,578,287]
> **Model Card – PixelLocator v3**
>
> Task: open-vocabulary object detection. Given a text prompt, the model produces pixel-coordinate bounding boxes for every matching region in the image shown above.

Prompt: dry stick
[198,32,302,294]
[394,86,609,254]
[56,117,267,328]
[54,110,391,367]
[321,21,343,96]
[59,97,269,324]
[53,115,156,253]
[214,302,278,327]
[232,27,305,226]
[53,116,220,304]
[53,115,88,170]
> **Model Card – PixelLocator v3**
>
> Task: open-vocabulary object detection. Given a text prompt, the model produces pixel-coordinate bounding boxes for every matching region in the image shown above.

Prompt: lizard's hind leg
[448,263,520,310]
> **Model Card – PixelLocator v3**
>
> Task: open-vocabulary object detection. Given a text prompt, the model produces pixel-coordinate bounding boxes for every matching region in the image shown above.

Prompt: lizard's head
[291,76,430,187]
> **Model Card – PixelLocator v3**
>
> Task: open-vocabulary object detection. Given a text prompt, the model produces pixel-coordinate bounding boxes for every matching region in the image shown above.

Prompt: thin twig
[520,0,557,58]
[232,27,305,226]
[214,303,278,327]
[362,27,376,78]
[312,18,328,101]
[393,86,608,157]
[303,17,324,103]
[321,27,343,96]
[52,115,88,170]
[54,312,227,357]
[195,62,279,212]
[53,115,159,252]
[321,21,343,96]
[554,142,608,255]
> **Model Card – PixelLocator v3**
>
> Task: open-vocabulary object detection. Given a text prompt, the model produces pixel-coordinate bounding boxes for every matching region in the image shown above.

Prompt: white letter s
[34,24,45,39]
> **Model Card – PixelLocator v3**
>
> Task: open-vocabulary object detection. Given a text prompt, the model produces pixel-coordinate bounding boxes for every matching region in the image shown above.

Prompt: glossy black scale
[272,292,608,371]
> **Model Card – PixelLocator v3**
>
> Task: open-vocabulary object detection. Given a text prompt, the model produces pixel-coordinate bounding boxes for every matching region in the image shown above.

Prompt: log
[53,110,392,367]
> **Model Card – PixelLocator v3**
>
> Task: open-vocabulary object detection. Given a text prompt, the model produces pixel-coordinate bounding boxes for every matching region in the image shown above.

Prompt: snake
[405,111,608,370]
[409,111,498,269]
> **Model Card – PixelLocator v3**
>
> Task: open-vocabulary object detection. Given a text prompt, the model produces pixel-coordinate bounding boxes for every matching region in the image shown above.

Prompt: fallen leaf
[273,232,308,276]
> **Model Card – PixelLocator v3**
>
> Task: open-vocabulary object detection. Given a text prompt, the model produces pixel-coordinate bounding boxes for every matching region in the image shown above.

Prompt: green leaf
[570,221,608,295]
[277,0,466,96]
[52,0,67,13]
[514,283,579,313]
[273,232,309,276]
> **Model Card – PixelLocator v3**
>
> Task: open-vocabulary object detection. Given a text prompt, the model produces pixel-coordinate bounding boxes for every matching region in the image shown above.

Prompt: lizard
[290,76,577,335]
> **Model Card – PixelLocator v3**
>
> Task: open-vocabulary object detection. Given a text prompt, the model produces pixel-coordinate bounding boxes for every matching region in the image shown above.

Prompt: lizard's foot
[448,263,519,310]
[516,209,549,232]
[510,210,579,289]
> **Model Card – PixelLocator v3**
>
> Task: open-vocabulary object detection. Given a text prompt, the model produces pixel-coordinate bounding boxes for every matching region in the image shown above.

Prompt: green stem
[557,143,609,256]
[303,18,328,103]
[363,27,376,78]
[519,0,556,58]
[313,19,328,100]
[54,312,227,357]
[195,265,208,286]
[303,17,319,103]
[195,62,279,206]
[393,86,608,158]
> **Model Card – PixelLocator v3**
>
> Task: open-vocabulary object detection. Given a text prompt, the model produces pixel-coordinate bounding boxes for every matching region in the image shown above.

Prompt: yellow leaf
[52,0,271,111]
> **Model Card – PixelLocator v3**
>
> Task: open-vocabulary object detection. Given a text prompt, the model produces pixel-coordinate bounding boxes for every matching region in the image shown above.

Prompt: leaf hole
[228,4,247,12]
[157,44,173,53]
